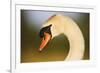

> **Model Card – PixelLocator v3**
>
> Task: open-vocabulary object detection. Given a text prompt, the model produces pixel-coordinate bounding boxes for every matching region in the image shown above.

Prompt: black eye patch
[39,24,52,38]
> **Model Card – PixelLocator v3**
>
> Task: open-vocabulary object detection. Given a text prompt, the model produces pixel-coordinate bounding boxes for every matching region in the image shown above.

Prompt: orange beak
[38,32,51,52]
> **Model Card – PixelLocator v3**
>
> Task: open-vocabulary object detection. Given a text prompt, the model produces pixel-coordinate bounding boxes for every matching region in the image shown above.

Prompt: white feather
[43,14,85,60]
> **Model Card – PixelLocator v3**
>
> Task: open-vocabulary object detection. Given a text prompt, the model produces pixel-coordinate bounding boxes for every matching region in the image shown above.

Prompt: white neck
[44,14,85,60]
[64,20,85,60]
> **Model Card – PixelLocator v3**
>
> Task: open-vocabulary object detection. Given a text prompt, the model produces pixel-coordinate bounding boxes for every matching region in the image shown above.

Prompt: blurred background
[21,10,89,63]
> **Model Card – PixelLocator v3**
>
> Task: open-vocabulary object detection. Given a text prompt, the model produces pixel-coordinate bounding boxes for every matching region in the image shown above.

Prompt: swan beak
[39,32,51,52]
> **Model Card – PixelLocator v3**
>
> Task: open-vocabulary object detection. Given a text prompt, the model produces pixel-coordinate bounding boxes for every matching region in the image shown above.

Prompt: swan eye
[39,24,52,38]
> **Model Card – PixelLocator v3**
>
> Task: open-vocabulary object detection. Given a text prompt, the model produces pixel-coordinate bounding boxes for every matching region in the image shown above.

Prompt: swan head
[38,24,52,51]
[38,14,63,52]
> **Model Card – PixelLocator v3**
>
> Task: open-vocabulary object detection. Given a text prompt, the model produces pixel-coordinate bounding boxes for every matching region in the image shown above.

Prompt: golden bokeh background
[21,10,89,63]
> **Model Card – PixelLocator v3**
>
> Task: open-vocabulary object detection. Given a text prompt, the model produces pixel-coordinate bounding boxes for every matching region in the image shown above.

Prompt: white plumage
[42,14,85,60]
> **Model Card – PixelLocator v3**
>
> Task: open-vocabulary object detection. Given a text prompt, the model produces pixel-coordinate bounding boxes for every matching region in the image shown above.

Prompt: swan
[38,14,85,60]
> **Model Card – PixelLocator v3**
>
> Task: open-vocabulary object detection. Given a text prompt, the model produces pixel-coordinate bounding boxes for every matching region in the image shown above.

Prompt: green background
[21,10,89,63]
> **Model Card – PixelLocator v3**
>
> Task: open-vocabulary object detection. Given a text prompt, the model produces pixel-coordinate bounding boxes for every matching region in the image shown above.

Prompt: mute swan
[38,14,85,60]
